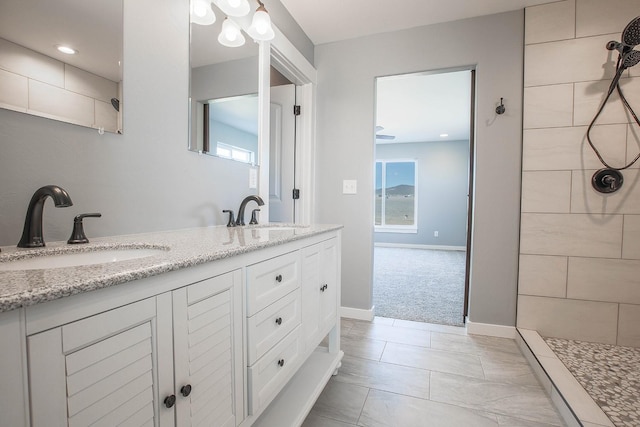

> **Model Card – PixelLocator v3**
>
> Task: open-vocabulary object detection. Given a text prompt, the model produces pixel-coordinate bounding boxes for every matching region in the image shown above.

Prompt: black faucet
[18,185,73,248]
[236,195,264,226]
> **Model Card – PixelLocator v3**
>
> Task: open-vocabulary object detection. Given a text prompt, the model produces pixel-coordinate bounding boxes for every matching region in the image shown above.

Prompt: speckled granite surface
[544,337,640,427]
[0,224,341,313]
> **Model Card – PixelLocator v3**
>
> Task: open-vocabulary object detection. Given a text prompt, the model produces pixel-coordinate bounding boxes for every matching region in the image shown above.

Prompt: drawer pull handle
[164,394,176,408]
[180,384,192,397]
[320,284,328,292]
[275,317,283,325]
[277,359,285,367]
[275,274,283,283]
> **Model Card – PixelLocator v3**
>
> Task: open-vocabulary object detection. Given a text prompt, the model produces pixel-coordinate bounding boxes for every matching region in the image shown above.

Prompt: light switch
[343,180,357,194]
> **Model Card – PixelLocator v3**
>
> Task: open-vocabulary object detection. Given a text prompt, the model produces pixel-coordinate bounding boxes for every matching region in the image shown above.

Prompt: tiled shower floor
[543,337,640,427]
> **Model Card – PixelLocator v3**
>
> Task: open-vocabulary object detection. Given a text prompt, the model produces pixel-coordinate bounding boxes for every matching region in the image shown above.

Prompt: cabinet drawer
[246,251,300,316]
[247,325,303,415]
[247,289,301,365]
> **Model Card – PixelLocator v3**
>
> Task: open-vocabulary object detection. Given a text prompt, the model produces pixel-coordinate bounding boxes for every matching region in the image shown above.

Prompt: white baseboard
[466,317,516,338]
[374,242,466,251]
[341,306,374,321]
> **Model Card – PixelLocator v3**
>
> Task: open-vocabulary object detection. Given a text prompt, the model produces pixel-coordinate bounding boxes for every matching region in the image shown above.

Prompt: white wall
[518,0,640,347]
[0,0,255,246]
[315,11,525,326]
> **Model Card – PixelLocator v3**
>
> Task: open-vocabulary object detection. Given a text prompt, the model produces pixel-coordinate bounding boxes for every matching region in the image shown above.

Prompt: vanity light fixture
[218,18,246,47]
[247,0,274,41]
[56,45,78,55]
[191,0,216,25]
[214,0,250,17]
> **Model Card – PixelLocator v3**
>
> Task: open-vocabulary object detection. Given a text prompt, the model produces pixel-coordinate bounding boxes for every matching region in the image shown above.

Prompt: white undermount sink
[0,248,166,271]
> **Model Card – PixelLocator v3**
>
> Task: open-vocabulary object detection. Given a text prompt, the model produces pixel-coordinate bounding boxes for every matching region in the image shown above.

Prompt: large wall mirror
[0,0,123,134]
[189,3,260,164]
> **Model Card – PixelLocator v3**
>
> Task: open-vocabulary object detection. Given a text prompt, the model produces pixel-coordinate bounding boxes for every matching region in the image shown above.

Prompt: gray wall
[315,11,524,326]
[375,140,469,247]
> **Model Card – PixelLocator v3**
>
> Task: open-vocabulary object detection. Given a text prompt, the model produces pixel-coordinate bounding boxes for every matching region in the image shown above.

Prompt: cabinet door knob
[275,317,283,325]
[277,359,285,367]
[275,274,283,283]
[180,384,192,397]
[164,394,176,408]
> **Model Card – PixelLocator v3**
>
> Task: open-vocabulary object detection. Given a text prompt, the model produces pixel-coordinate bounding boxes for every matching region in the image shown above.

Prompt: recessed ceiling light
[56,45,78,55]
[440,133,449,138]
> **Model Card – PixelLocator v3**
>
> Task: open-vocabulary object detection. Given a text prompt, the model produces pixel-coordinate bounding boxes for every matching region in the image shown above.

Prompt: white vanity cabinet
[2,227,342,427]
[301,238,339,352]
[27,269,244,427]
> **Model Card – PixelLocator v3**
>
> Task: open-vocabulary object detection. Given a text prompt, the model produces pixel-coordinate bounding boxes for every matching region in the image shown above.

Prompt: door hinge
[292,189,300,199]
[293,105,301,116]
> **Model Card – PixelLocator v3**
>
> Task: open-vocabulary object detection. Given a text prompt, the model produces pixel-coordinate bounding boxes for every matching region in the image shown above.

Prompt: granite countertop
[0,224,342,313]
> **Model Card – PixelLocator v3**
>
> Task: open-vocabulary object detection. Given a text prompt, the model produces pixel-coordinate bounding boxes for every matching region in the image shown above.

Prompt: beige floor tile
[334,354,430,399]
[372,316,394,325]
[301,413,358,427]
[392,318,468,335]
[430,371,563,426]
[358,389,499,427]
[496,414,567,427]
[347,322,431,347]
[381,342,484,379]
[309,379,369,425]
[340,334,386,361]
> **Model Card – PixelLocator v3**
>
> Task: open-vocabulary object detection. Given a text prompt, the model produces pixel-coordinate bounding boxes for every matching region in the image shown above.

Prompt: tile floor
[302,317,565,427]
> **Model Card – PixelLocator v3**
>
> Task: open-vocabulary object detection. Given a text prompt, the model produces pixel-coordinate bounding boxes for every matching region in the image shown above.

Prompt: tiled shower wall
[0,38,119,133]
[518,0,640,347]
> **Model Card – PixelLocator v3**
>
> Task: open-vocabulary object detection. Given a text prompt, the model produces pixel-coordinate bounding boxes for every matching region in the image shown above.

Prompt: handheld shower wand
[587,16,640,192]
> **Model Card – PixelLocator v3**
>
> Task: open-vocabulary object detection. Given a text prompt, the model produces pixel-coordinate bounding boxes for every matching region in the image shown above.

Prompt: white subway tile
[0,38,63,87]
[518,254,568,298]
[576,0,640,38]
[0,68,28,111]
[517,295,618,344]
[28,80,94,127]
[521,171,571,213]
[525,34,619,87]
[574,76,640,126]
[622,215,640,259]
[524,84,573,129]
[523,125,627,171]
[525,0,575,45]
[571,168,640,214]
[65,65,117,102]
[617,303,640,347]
[568,257,640,304]
[520,213,623,257]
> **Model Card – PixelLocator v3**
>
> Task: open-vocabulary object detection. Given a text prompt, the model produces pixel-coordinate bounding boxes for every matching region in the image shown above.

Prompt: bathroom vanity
[0,224,343,427]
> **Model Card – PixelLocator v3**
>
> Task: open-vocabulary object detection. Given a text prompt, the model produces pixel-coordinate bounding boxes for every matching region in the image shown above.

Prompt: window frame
[374,159,418,234]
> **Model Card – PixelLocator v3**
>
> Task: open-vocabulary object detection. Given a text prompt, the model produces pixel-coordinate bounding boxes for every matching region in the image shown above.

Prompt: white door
[269,84,296,223]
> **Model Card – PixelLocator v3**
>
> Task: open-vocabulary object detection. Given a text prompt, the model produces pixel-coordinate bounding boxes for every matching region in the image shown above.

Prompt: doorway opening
[373,69,475,327]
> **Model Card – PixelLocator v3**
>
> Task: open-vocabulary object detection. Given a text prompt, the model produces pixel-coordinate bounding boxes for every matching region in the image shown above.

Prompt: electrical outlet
[434,231,439,237]
[343,180,357,194]
[249,168,258,189]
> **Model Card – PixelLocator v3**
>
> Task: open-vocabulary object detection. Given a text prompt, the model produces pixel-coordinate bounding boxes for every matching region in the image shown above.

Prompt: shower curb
[516,328,614,427]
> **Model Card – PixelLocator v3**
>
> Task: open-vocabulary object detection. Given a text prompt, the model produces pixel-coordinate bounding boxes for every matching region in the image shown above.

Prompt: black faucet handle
[67,213,102,244]
[250,209,261,225]
[223,210,236,227]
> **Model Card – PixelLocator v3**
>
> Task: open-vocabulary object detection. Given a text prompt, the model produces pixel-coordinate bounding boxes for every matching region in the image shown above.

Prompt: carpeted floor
[373,247,466,326]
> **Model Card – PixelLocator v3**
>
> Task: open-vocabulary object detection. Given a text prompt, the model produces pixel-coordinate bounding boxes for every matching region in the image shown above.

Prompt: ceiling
[279,0,560,45]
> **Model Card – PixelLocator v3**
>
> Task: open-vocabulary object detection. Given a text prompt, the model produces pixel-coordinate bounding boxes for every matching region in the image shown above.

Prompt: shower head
[622,50,640,68]
[622,16,640,47]
[607,16,640,55]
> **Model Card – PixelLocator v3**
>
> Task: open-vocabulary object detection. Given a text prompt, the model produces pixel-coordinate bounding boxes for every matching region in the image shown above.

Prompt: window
[375,160,417,232]
[216,142,255,164]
